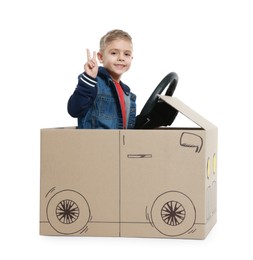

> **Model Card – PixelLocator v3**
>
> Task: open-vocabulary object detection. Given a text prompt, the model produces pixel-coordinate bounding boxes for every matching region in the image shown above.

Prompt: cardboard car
[40,96,218,239]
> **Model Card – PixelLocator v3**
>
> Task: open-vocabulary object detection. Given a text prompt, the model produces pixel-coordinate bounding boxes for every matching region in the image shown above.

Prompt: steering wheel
[135,72,179,129]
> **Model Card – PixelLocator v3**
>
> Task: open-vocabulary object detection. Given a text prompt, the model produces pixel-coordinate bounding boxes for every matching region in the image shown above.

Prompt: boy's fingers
[86,49,91,61]
[92,51,96,60]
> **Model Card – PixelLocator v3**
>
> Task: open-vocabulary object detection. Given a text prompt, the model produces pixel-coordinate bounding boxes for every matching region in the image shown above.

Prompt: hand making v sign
[84,49,98,78]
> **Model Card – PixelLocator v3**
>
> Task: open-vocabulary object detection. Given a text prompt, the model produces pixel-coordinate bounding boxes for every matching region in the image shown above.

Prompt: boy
[67,29,136,129]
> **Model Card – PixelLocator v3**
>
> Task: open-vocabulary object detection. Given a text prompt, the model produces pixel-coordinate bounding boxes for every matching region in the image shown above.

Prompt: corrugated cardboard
[40,96,218,239]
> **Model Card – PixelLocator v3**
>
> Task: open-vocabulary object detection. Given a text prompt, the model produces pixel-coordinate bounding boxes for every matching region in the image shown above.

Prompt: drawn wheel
[47,190,90,234]
[161,201,186,225]
[56,199,79,224]
[151,191,196,236]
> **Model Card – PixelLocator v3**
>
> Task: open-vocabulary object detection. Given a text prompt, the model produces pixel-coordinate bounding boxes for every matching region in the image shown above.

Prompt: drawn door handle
[127,154,152,159]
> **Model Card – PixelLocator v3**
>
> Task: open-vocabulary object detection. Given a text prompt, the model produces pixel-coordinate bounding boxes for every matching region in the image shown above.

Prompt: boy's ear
[97,52,103,63]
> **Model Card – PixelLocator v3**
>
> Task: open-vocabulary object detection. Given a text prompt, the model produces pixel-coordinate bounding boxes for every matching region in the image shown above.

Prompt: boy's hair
[99,29,132,52]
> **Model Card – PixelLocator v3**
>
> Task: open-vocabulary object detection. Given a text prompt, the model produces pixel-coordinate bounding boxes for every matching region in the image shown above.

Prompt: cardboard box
[40,96,218,239]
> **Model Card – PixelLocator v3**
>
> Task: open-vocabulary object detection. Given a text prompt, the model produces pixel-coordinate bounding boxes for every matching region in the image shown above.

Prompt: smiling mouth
[115,64,125,68]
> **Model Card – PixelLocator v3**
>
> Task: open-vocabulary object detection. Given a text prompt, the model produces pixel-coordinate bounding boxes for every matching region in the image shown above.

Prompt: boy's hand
[84,49,98,78]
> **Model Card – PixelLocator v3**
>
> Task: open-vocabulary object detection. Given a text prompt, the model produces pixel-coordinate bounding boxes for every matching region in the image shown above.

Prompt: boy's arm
[67,73,98,118]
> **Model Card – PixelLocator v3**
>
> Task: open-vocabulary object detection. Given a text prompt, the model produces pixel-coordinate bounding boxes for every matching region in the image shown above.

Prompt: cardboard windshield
[159,95,216,130]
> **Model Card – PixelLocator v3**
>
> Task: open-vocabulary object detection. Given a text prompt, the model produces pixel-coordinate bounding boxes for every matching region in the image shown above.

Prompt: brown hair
[99,29,132,52]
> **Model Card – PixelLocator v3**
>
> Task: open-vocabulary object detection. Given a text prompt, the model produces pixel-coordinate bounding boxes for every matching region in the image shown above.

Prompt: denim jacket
[68,67,136,129]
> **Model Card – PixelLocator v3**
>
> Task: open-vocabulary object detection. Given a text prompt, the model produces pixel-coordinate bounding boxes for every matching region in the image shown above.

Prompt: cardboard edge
[159,95,217,130]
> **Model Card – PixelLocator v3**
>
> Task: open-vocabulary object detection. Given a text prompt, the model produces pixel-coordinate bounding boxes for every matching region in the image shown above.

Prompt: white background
[1,0,252,259]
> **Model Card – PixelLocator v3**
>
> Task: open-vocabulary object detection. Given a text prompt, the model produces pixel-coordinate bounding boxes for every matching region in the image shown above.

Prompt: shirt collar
[98,66,130,95]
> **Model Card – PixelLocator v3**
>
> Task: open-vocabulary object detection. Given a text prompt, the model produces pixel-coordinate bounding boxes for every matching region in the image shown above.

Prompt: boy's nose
[118,54,124,61]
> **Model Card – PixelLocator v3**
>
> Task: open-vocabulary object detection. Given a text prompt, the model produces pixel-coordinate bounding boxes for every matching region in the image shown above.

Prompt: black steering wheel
[135,72,179,129]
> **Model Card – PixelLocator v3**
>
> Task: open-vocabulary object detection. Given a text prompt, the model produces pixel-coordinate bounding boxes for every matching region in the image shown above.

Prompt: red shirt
[114,81,127,128]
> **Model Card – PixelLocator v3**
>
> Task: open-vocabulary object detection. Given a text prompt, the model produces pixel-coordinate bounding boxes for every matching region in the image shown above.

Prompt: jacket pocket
[97,95,118,119]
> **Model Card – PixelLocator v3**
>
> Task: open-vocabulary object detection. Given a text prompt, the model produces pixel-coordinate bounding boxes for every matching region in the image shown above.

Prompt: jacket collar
[98,66,130,96]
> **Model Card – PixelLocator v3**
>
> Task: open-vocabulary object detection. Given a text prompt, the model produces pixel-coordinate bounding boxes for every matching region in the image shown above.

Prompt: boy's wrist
[80,72,97,88]
[83,71,97,80]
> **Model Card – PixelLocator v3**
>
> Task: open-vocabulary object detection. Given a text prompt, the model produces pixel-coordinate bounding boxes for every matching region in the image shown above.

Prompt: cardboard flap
[159,95,216,130]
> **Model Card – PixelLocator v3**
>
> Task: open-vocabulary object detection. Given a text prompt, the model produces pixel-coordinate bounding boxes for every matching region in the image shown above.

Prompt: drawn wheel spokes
[56,199,80,224]
[47,190,90,234]
[161,201,186,226]
[151,191,196,236]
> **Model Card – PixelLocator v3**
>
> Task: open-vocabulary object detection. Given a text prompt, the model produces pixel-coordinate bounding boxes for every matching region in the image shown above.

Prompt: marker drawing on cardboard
[180,132,203,153]
[40,73,218,239]
[46,189,91,235]
[150,191,196,237]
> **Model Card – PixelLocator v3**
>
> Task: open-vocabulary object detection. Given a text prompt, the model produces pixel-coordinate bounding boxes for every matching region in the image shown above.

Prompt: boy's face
[97,39,133,82]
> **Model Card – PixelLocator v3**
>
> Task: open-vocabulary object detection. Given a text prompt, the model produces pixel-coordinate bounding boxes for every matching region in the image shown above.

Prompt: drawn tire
[151,191,196,236]
[47,190,90,234]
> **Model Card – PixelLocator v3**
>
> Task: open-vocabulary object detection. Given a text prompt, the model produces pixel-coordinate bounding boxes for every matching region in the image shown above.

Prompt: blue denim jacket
[68,67,136,129]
